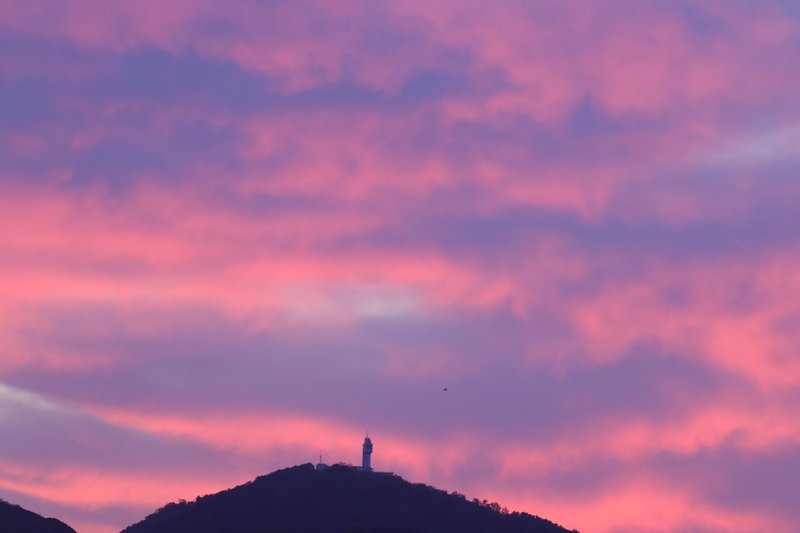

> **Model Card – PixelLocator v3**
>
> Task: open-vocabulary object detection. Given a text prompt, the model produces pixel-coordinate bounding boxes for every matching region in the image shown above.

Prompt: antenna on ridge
[315,450,328,471]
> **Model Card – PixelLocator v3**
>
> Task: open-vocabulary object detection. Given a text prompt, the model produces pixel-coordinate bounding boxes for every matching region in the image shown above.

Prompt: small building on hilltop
[315,434,392,475]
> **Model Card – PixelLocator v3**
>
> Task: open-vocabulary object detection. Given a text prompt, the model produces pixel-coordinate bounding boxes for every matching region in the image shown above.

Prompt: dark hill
[121,464,576,533]
[0,499,76,533]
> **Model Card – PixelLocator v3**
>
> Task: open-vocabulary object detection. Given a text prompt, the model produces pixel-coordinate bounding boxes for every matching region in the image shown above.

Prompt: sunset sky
[1,1,800,532]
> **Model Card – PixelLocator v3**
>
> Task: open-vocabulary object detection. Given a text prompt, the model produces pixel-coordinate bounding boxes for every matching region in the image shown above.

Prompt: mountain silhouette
[121,463,576,533]
[0,499,76,533]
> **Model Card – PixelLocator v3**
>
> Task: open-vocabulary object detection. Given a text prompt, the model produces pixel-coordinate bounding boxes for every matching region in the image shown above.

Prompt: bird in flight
[443,387,448,391]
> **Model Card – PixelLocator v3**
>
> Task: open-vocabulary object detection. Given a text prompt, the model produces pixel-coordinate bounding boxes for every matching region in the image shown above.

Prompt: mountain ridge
[121,463,577,533]
[0,499,76,533]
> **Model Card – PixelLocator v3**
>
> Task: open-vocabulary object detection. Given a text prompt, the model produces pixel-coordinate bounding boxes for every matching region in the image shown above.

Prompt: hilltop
[121,463,576,533]
[0,499,76,533]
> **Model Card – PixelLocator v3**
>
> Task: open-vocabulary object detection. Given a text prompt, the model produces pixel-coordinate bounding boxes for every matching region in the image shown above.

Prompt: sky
[1,1,799,532]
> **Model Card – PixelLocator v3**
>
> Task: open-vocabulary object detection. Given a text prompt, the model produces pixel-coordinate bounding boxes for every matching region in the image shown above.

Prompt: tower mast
[361,434,373,471]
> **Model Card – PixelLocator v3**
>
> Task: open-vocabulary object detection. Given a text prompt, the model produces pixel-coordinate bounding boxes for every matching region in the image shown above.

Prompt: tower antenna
[362,434,373,471]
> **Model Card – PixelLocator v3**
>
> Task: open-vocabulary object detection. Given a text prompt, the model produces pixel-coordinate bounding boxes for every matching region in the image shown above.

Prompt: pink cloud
[2,2,800,532]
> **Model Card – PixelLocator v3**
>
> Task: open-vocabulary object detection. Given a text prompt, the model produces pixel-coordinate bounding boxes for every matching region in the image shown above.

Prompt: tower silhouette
[361,435,373,471]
